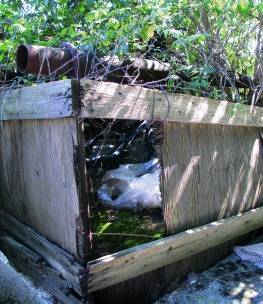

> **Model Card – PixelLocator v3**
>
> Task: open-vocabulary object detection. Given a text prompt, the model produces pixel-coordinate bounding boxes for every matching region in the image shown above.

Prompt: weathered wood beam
[0,232,84,304]
[79,79,263,127]
[2,78,263,126]
[0,79,75,120]
[87,205,263,293]
[0,209,86,296]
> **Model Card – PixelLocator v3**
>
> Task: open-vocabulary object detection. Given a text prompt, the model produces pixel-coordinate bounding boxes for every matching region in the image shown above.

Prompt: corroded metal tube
[16,44,73,75]
[16,44,252,88]
[16,44,96,78]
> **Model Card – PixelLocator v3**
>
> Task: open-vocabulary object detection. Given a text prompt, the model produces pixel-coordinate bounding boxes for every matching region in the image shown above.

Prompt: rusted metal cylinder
[16,44,96,78]
[16,44,72,76]
[16,44,252,88]
[16,44,171,81]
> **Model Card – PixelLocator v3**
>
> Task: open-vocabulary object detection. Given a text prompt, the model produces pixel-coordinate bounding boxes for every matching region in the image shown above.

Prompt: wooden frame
[88,205,263,292]
[0,80,75,120]
[1,79,263,303]
[1,79,263,127]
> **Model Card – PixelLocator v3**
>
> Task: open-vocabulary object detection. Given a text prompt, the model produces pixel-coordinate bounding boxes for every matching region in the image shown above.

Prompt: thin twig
[92,232,159,239]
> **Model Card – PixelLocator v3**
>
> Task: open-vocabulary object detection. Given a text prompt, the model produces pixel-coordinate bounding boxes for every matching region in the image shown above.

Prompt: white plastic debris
[187,272,199,285]
[97,158,162,211]
[234,243,263,269]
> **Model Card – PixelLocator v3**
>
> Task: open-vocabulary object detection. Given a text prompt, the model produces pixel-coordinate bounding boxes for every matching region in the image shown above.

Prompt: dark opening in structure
[83,118,166,258]
[16,45,29,73]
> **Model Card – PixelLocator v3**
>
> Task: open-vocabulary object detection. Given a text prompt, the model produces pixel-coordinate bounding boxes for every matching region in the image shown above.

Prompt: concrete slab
[155,254,263,304]
[0,250,54,304]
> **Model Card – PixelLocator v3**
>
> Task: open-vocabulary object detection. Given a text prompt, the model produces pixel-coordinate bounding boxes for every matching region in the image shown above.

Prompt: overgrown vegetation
[0,0,262,255]
[0,0,262,104]
[93,209,165,256]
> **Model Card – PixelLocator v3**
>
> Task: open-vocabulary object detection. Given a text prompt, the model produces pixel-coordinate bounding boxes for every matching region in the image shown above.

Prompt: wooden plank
[92,231,258,304]
[79,79,263,127]
[2,78,263,126]
[162,123,263,234]
[87,206,263,292]
[0,210,86,296]
[0,231,43,264]
[0,118,80,257]
[0,80,75,120]
[0,231,84,304]
[74,118,92,261]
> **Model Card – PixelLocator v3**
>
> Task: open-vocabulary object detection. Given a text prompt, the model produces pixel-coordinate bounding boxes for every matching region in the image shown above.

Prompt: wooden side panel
[0,118,80,257]
[162,123,263,234]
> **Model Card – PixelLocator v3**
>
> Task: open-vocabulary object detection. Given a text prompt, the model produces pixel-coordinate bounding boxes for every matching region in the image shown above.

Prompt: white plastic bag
[234,243,263,269]
[97,158,162,211]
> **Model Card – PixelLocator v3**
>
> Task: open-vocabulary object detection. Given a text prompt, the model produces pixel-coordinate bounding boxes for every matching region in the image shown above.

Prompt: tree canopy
[0,0,262,104]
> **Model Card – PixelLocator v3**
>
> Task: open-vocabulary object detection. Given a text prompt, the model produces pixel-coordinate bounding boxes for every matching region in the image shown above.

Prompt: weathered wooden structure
[1,79,263,303]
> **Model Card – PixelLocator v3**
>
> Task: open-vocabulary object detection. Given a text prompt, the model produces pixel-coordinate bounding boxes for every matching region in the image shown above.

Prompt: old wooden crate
[1,79,263,304]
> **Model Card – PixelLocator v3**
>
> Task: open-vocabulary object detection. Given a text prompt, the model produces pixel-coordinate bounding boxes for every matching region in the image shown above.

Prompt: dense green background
[0,0,262,102]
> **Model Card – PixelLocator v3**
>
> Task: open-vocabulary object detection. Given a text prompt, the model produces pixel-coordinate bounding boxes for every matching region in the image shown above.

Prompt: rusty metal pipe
[16,44,253,89]
[16,44,170,81]
[17,44,72,76]
[16,44,97,78]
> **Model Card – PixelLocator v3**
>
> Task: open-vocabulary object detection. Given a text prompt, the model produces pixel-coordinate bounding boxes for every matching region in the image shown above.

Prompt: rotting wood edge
[0,209,85,296]
[0,232,83,304]
[87,206,263,293]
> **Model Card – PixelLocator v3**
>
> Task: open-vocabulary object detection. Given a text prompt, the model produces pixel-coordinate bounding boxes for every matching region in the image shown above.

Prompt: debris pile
[98,158,162,211]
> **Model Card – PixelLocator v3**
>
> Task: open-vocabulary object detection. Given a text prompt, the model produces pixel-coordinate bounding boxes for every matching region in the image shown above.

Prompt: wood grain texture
[0,118,80,256]
[0,209,85,295]
[74,119,92,262]
[87,206,263,293]
[92,231,258,304]
[162,123,263,234]
[79,79,263,127]
[0,231,84,304]
[0,80,74,120]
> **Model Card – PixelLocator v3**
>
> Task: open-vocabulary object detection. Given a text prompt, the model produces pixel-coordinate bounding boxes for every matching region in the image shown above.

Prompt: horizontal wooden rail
[87,205,263,293]
[79,79,263,127]
[0,80,74,120]
[1,78,263,127]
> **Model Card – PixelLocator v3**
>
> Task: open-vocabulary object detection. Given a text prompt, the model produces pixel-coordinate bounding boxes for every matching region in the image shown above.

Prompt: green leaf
[13,23,26,33]
[0,42,8,51]
[141,24,155,42]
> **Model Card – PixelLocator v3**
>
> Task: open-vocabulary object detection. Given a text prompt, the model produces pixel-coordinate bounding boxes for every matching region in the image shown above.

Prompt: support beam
[2,78,263,126]
[0,209,86,296]
[88,205,263,293]
[79,79,263,127]
[0,79,75,120]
